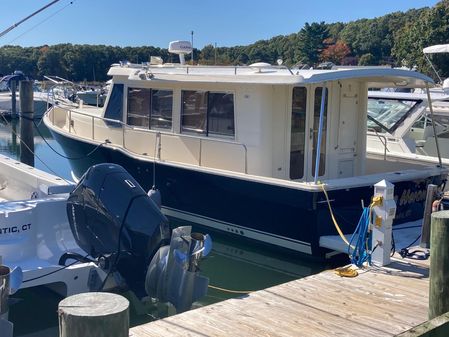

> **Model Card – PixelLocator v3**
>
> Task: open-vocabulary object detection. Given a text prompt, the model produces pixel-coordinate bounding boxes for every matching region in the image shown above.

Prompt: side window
[181,90,207,135]
[208,93,235,137]
[312,87,328,177]
[181,90,235,138]
[104,83,124,121]
[127,88,151,128]
[290,87,307,180]
[151,90,173,130]
[126,87,173,130]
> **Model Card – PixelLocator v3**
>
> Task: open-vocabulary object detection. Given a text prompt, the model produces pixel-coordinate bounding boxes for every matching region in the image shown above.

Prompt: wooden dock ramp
[130,255,429,337]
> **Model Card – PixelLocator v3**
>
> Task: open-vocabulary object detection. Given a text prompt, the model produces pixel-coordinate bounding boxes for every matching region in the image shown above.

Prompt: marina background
[1,1,449,336]
[1,1,448,83]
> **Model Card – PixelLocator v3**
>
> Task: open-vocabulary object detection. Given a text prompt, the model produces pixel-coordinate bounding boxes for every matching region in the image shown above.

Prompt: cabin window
[127,88,151,128]
[104,83,124,121]
[181,90,235,137]
[289,87,307,180]
[151,90,173,129]
[127,87,173,130]
[312,87,328,177]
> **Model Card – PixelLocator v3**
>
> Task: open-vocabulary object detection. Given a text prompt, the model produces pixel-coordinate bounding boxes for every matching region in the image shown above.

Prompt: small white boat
[0,72,52,119]
[0,91,50,119]
[0,155,211,335]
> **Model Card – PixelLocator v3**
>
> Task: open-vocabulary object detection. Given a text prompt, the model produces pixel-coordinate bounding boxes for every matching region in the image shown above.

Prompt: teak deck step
[130,255,429,337]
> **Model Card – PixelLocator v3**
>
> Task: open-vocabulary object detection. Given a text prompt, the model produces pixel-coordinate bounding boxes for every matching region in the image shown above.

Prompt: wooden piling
[10,81,17,118]
[19,80,34,167]
[420,184,437,248]
[58,292,129,337]
[429,210,449,320]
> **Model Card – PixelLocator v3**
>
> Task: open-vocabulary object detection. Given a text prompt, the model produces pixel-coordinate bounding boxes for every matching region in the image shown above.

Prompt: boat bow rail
[47,105,249,174]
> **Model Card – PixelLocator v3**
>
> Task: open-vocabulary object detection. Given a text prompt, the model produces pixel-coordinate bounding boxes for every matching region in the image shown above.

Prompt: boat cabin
[75,64,436,184]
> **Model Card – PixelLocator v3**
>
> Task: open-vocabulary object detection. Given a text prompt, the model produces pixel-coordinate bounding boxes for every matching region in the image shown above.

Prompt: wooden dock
[130,254,430,337]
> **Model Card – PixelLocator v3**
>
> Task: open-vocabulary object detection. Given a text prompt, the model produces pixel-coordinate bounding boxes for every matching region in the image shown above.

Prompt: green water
[0,118,327,336]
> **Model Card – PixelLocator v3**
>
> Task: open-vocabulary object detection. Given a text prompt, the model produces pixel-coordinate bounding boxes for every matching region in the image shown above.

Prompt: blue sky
[0,0,440,49]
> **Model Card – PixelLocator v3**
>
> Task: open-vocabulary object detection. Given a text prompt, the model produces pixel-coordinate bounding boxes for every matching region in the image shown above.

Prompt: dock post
[420,184,438,248]
[0,265,14,337]
[10,80,17,118]
[58,292,129,337]
[19,80,34,167]
[429,210,449,320]
[371,180,396,266]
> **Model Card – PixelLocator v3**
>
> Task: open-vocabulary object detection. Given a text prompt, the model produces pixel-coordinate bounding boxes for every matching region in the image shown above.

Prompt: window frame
[289,86,308,180]
[126,86,174,131]
[181,89,235,139]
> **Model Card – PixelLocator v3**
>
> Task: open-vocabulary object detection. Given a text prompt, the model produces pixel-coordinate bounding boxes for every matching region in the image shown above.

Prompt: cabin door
[305,85,328,181]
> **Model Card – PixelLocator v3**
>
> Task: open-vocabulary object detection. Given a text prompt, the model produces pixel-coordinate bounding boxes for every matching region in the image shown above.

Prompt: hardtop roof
[107,63,434,88]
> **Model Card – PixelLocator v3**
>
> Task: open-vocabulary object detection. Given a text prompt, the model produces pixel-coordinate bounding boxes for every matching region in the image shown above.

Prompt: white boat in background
[422,44,449,94]
[0,90,50,118]
[0,73,76,119]
[43,41,448,257]
[367,89,449,165]
[76,87,107,107]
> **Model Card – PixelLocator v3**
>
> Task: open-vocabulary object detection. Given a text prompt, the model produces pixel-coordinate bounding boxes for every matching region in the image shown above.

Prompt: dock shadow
[369,260,429,279]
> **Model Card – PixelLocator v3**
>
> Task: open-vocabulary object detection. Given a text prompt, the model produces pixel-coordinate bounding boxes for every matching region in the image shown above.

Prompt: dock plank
[130,256,430,337]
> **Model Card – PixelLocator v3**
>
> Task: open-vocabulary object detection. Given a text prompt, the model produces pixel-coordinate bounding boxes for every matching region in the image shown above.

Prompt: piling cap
[374,179,394,200]
[431,210,449,220]
[374,179,394,189]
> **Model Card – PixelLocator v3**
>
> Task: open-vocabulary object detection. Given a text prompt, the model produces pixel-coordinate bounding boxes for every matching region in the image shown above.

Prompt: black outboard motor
[66,164,212,311]
[66,163,170,295]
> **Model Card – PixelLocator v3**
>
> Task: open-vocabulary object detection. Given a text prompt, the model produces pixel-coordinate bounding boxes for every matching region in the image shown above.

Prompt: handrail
[367,130,389,160]
[51,105,248,173]
[119,62,295,76]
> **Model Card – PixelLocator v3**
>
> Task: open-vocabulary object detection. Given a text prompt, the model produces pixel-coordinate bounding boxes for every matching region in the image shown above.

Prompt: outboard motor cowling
[66,164,170,294]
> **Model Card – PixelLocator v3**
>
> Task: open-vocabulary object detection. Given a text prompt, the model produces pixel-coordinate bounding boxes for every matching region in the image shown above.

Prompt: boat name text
[0,223,32,234]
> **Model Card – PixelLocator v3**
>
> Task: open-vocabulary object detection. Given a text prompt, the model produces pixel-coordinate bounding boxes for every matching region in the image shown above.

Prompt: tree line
[1,0,448,82]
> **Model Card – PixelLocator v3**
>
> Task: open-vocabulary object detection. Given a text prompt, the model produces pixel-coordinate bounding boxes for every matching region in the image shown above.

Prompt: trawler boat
[43,43,448,257]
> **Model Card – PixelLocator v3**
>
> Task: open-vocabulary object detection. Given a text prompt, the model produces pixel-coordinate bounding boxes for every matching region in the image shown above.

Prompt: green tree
[393,0,449,79]
[296,22,329,65]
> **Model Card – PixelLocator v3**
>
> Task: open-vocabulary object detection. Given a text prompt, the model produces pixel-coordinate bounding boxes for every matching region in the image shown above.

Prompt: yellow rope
[320,184,383,248]
[320,184,353,247]
[208,284,253,294]
[335,264,359,277]
[321,184,384,278]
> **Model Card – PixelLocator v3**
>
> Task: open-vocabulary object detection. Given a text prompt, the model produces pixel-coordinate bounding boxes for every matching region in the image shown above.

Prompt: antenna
[168,41,193,65]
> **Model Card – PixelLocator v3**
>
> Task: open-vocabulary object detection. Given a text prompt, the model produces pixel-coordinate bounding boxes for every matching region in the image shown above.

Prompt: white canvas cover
[423,44,449,54]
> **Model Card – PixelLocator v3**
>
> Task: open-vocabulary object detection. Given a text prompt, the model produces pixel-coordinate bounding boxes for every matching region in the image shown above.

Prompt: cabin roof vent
[249,62,272,73]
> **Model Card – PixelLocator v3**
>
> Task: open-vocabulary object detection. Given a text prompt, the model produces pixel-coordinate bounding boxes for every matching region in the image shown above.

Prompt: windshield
[367,98,421,133]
